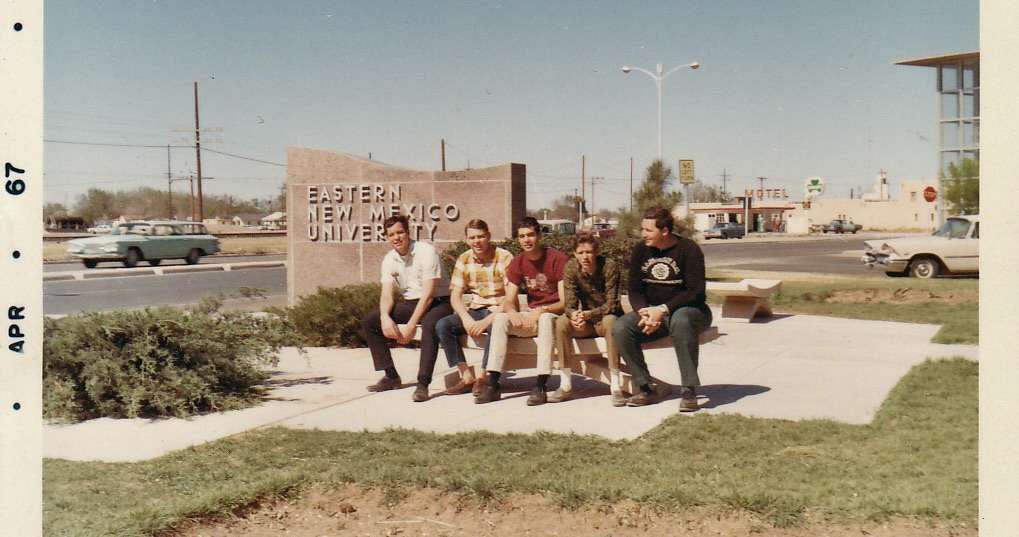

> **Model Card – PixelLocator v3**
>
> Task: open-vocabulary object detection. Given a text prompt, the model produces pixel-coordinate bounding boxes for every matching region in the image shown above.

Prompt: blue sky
[44,0,978,213]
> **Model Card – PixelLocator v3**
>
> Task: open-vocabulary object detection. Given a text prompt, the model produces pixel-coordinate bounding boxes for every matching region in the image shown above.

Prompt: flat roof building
[896,51,979,220]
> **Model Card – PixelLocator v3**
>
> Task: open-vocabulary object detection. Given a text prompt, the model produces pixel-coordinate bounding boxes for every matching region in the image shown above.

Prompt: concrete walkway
[44,308,978,462]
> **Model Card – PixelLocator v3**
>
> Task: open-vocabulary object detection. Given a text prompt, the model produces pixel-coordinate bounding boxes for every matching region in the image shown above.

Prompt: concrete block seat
[705,278,783,323]
[401,293,721,395]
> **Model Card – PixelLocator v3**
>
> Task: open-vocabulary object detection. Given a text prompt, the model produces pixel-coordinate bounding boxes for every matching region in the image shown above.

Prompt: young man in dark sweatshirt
[613,206,713,412]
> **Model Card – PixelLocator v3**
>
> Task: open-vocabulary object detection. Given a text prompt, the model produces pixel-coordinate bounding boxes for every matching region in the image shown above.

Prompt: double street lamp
[621,61,700,162]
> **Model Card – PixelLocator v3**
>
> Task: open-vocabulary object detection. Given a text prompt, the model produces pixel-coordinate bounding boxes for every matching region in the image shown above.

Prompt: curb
[43,260,287,282]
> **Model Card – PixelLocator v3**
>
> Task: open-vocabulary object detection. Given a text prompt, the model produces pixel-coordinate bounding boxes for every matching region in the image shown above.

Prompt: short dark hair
[572,231,599,251]
[464,218,490,235]
[515,216,541,236]
[383,214,409,233]
[642,206,674,232]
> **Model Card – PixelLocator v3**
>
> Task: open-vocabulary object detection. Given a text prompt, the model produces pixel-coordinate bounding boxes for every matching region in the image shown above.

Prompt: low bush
[43,297,295,423]
[270,283,382,348]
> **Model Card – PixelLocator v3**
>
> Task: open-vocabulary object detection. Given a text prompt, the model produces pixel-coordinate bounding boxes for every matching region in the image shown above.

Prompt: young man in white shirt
[362,214,454,402]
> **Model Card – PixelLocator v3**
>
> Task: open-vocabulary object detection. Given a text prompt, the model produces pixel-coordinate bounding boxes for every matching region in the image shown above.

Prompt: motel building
[680,187,798,234]
[679,173,941,235]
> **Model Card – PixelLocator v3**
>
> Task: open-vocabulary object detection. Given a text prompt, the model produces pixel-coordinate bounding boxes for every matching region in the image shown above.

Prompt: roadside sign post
[679,159,694,216]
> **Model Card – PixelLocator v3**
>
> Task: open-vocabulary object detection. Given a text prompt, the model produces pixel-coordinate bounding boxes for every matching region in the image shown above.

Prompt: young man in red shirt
[476,217,568,405]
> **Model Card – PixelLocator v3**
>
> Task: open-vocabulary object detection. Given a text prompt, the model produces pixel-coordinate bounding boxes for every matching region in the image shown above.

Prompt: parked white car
[87,223,113,234]
[861,215,979,278]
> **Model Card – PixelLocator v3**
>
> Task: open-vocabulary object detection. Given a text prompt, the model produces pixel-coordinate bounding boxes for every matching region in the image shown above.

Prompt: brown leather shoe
[475,384,501,404]
[444,380,469,394]
[472,376,486,397]
[366,375,401,392]
[679,388,698,412]
[412,384,430,402]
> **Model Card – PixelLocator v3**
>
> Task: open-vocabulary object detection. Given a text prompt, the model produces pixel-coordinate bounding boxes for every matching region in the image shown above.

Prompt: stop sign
[923,186,937,202]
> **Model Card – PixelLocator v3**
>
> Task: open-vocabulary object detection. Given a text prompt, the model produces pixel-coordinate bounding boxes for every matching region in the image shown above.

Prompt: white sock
[609,369,621,392]
[559,368,572,391]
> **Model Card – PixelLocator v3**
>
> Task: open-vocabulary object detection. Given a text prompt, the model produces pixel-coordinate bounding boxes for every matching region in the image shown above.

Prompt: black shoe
[626,389,657,407]
[526,386,548,406]
[679,388,698,412]
[366,375,401,392]
[475,384,501,404]
[412,384,430,402]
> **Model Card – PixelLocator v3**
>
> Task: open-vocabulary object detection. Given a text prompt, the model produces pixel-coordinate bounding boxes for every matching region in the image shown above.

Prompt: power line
[200,147,285,166]
[44,138,285,166]
[44,138,188,149]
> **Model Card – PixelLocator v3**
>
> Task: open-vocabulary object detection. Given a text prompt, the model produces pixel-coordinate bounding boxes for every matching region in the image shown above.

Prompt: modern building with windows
[896,51,980,220]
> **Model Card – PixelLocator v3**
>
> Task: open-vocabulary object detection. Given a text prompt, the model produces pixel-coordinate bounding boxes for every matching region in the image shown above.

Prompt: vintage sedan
[861,214,979,278]
[66,220,221,268]
[703,222,745,240]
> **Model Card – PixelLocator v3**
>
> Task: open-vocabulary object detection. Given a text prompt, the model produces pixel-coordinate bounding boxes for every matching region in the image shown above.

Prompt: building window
[939,60,979,176]
[910,192,917,202]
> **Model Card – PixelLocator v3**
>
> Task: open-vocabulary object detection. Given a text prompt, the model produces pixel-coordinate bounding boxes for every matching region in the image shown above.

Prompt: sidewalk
[43,308,978,462]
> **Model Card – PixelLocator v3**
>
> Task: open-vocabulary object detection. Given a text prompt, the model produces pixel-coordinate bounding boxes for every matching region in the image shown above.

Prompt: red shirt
[507,248,568,308]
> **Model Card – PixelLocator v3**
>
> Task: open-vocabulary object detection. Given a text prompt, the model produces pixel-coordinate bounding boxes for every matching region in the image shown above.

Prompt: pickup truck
[820,219,862,234]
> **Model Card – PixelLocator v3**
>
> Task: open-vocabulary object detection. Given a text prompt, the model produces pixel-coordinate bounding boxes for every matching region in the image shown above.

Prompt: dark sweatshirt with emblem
[626,235,709,314]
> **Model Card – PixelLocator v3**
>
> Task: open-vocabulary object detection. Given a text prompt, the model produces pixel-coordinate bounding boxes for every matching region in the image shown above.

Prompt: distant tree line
[45,184,287,225]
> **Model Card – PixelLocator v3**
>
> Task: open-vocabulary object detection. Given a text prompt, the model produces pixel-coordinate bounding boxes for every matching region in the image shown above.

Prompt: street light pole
[621,61,700,162]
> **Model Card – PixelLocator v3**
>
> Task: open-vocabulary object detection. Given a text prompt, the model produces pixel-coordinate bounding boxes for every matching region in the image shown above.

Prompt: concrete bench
[401,294,719,395]
[705,278,782,323]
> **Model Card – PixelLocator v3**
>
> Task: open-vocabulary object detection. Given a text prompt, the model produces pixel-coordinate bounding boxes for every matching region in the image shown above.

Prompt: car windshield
[932,219,972,239]
[933,220,970,238]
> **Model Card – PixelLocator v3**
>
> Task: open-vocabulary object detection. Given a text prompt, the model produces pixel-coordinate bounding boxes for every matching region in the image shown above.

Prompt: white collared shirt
[380,240,451,300]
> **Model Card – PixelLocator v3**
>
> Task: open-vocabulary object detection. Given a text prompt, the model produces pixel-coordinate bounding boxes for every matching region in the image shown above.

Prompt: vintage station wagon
[66,220,221,268]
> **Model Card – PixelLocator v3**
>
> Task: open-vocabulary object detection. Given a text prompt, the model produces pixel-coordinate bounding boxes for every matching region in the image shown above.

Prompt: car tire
[149,259,161,266]
[909,257,941,279]
[123,248,142,268]
[83,259,98,269]
[185,248,202,265]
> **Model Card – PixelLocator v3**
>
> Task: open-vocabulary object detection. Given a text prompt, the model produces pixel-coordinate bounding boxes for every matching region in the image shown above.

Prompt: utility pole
[629,157,633,212]
[757,176,766,195]
[575,188,581,224]
[167,145,173,218]
[173,82,220,222]
[441,139,446,171]
[194,82,204,222]
[720,168,729,199]
[580,155,586,225]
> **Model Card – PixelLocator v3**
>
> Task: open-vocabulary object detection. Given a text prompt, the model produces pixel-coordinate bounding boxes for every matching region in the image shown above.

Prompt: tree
[941,157,979,215]
[615,160,690,239]
[688,180,733,203]
[534,193,584,221]
[43,202,67,222]
[75,188,117,225]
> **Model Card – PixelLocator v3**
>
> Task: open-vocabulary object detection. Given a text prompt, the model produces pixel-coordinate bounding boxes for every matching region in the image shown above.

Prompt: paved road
[43,253,286,272]
[702,234,876,276]
[44,266,286,316]
[42,235,899,315]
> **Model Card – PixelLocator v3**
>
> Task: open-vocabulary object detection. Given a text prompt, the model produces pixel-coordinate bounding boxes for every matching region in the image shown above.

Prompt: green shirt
[562,255,622,322]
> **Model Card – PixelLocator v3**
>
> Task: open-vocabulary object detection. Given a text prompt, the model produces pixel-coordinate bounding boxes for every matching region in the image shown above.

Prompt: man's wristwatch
[657,304,669,314]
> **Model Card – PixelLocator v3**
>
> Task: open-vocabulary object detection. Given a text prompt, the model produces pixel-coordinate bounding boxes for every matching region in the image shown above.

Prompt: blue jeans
[613,307,712,389]
[435,308,494,369]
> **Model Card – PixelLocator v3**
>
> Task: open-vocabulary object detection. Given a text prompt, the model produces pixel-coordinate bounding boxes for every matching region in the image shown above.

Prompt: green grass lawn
[709,270,979,344]
[43,358,977,536]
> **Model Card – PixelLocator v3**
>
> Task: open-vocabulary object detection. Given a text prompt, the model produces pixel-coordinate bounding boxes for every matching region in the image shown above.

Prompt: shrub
[43,297,295,423]
[270,283,382,348]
